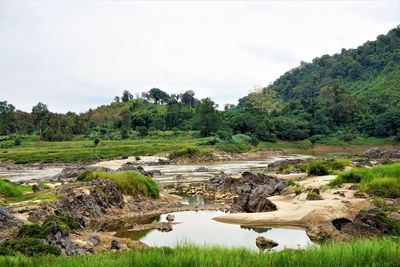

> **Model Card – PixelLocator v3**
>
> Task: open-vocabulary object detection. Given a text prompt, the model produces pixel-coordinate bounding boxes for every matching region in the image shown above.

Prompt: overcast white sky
[0,0,399,113]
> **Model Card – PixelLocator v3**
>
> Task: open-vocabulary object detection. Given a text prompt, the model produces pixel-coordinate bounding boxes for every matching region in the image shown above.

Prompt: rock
[166,214,175,222]
[233,190,277,213]
[353,192,367,198]
[111,240,121,250]
[53,166,111,181]
[332,218,352,230]
[175,174,186,180]
[255,236,278,249]
[340,208,394,236]
[32,184,41,193]
[0,205,23,228]
[364,148,400,159]
[364,148,382,158]
[305,224,338,242]
[56,179,125,222]
[388,212,400,220]
[195,167,208,172]
[333,191,346,197]
[158,223,173,232]
[87,235,101,246]
[306,191,323,200]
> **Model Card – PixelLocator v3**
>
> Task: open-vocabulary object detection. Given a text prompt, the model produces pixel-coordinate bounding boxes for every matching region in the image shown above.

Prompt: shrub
[169,147,211,159]
[77,171,160,198]
[216,130,233,141]
[285,179,296,187]
[14,137,21,146]
[93,138,100,146]
[17,215,80,239]
[307,161,329,176]
[329,158,352,170]
[0,238,60,256]
[215,142,250,153]
[137,126,149,137]
[231,134,252,144]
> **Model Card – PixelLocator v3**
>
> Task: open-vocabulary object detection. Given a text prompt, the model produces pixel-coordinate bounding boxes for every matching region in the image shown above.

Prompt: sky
[0,0,399,113]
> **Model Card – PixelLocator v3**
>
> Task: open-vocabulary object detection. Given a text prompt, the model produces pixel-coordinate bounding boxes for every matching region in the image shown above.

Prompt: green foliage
[78,171,160,198]
[93,138,100,146]
[215,142,250,153]
[307,161,330,176]
[0,239,399,266]
[168,147,211,159]
[285,179,296,187]
[17,215,80,239]
[330,163,400,198]
[192,98,222,137]
[136,126,149,137]
[0,178,30,198]
[0,238,60,256]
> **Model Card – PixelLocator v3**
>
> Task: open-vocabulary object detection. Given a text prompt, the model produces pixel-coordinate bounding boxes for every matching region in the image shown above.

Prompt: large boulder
[233,188,277,213]
[52,166,111,181]
[364,148,400,159]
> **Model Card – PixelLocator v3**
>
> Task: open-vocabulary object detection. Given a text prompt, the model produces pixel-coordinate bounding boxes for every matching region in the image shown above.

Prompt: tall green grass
[0,238,398,267]
[77,171,160,198]
[330,163,400,198]
[0,178,30,198]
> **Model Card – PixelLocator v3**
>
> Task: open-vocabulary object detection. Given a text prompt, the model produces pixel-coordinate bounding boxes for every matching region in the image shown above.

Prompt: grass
[329,163,400,198]
[0,238,398,267]
[168,147,212,159]
[77,171,160,198]
[0,178,31,198]
[0,133,394,164]
[0,177,58,206]
[0,132,210,164]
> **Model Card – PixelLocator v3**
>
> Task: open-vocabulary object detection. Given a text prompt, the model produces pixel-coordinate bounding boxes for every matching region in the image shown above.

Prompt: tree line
[1,26,399,143]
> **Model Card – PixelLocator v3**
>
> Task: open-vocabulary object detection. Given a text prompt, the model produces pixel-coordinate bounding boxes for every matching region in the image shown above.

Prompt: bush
[17,215,80,239]
[215,142,250,153]
[231,134,252,144]
[77,171,160,198]
[169,147,211,159]
[14,137,21,146]
[0,238,61,256]
[216,130,233,141]
[93,138,100,146]
[307,161,329,176]
[137,126,149,137]
[329,158,352,170]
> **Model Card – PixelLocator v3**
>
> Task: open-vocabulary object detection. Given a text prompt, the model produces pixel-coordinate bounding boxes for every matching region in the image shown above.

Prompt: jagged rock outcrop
[55,179,125,224]
[255,236,278,249]
[207,172,283,212]
[0,205,23,228]
[52,166,111,181]
[364,148,400,159]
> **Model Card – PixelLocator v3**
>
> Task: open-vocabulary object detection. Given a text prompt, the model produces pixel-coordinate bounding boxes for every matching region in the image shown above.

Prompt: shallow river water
[115,211,313,251]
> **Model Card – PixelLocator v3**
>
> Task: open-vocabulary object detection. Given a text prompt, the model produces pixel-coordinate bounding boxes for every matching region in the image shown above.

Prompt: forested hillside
[0,27,399,144]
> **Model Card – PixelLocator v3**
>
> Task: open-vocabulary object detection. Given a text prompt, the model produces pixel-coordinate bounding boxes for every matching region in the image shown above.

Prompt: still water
[115,211,313,251]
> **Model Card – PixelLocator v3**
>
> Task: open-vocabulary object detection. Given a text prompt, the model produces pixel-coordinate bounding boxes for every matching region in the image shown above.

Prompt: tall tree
[0,101,16,135]
[32,102,49,136]
[192,98,221,137]
[121,90,133,102]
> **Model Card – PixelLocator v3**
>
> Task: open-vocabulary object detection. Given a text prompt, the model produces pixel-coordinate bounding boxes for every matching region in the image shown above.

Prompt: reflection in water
[114,211,313,251]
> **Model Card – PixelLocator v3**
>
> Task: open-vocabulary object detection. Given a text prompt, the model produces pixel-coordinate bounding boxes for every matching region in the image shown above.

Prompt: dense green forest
[1,27,399,144]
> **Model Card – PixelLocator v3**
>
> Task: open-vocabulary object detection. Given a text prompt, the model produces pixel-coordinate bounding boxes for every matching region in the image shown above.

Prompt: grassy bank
[77,171,160,197]
[330,162,400,198]
[0,238,398,267]
[0,133,396,164]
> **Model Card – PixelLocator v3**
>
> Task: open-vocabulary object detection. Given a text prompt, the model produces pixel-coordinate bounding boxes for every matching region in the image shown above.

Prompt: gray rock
[111,240,121,250]
[87,235,101,246]
[0,205,23,228]
[195,167,208,172]
[166,214,175,222]
[32,184,41,193]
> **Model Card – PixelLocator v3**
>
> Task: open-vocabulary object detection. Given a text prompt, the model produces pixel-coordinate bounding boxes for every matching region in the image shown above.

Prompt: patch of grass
[77,171,160,198]
[330,163,400,198]
[285,179,296,187]
[0,178,31,198]
[0,238,399,267]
